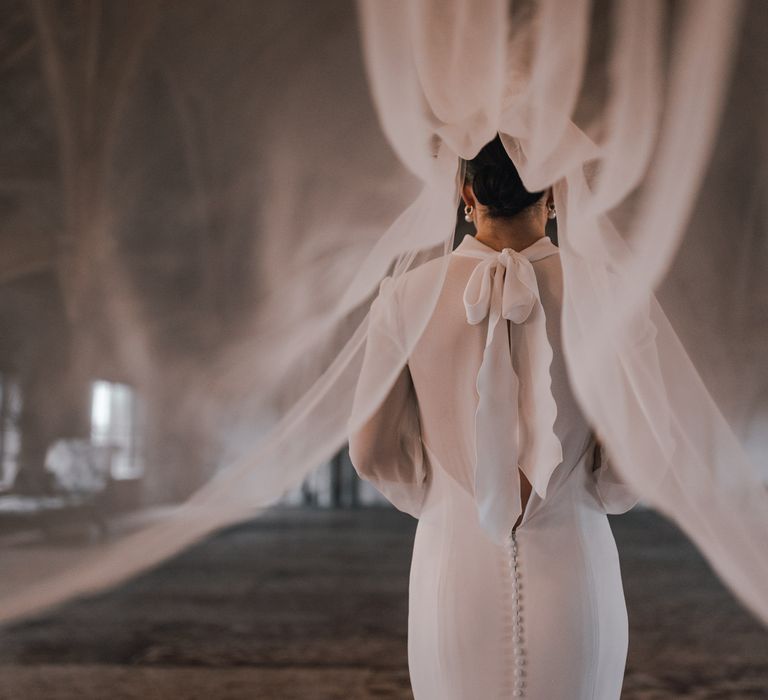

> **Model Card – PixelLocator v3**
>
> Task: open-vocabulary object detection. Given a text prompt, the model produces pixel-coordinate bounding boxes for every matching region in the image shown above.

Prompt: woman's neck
[473,217,546,253]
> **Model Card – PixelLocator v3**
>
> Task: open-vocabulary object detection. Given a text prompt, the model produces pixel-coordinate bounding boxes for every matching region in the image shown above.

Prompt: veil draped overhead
[0,0,767,627]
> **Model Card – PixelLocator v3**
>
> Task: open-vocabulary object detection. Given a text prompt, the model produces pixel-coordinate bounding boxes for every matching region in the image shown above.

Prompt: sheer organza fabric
[0,0,766,629]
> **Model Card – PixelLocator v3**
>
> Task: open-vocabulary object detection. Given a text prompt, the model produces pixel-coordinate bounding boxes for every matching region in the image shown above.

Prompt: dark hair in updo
[464,135,545,219]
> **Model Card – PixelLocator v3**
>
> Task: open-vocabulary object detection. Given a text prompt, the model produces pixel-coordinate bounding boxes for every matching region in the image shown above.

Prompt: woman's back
[406,233,593,509]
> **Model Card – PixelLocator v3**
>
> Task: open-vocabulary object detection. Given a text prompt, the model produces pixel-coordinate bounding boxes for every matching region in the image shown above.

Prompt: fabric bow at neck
[454,234,563,545]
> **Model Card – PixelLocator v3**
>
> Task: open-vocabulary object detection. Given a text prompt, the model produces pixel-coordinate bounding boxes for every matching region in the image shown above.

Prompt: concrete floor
[0,508,766,699]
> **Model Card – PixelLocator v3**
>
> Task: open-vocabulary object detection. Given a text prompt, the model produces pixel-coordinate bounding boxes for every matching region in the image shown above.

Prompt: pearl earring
[464,204,474,223]
[547,201,557,220]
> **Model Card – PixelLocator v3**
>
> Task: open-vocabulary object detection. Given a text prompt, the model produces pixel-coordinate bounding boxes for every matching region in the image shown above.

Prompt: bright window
[90,380,144,480]
[0,374,22,490]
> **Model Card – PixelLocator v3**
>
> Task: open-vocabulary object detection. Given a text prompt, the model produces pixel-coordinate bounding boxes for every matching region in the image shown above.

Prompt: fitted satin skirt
[407,447,629,700]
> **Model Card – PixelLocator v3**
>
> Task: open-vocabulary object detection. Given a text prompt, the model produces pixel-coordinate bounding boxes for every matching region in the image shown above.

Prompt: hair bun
[465,136,544,218]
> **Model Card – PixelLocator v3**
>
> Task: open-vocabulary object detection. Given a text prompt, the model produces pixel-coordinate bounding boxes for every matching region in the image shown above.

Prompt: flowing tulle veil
[0,0,767,630]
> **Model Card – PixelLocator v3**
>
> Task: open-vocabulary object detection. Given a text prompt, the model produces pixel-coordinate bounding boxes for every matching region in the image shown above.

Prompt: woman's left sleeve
[589,439,640,515]
[347,277,429,518]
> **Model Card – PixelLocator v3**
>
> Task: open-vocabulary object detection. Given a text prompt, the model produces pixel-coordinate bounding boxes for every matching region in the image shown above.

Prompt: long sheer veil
[0,0,767,627]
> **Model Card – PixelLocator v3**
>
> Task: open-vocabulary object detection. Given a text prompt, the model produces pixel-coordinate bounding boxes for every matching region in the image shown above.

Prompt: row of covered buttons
[509,531,525,697]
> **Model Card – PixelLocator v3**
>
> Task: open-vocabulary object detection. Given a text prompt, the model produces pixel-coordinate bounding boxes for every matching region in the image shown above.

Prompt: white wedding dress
[349,233,638,699]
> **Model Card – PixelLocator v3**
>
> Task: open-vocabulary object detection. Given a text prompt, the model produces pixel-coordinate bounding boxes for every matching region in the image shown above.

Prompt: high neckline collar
[453,233,559,262]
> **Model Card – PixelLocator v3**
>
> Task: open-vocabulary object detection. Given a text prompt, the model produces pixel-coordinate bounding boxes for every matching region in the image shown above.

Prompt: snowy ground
[0,508,765,699]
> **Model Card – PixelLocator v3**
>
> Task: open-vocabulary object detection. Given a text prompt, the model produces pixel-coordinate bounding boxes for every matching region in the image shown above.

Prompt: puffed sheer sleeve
[588,438,640,515]
[347,277,430,518]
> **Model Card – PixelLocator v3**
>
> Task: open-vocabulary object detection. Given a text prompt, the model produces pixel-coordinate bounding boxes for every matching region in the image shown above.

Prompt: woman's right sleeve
[347,277,430,518]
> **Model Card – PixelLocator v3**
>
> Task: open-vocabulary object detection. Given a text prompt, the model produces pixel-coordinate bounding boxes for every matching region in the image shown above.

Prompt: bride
[348,135,639,699]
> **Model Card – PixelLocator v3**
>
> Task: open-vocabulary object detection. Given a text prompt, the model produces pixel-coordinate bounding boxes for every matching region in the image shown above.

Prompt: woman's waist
[420,440,602,532]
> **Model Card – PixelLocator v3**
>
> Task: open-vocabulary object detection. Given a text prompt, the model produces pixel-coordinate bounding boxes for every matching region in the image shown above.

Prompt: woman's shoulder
[384,252,454,305]
[371,253,454,344]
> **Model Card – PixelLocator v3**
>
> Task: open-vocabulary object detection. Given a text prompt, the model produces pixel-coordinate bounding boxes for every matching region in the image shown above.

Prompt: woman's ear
[461,181,475,207]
